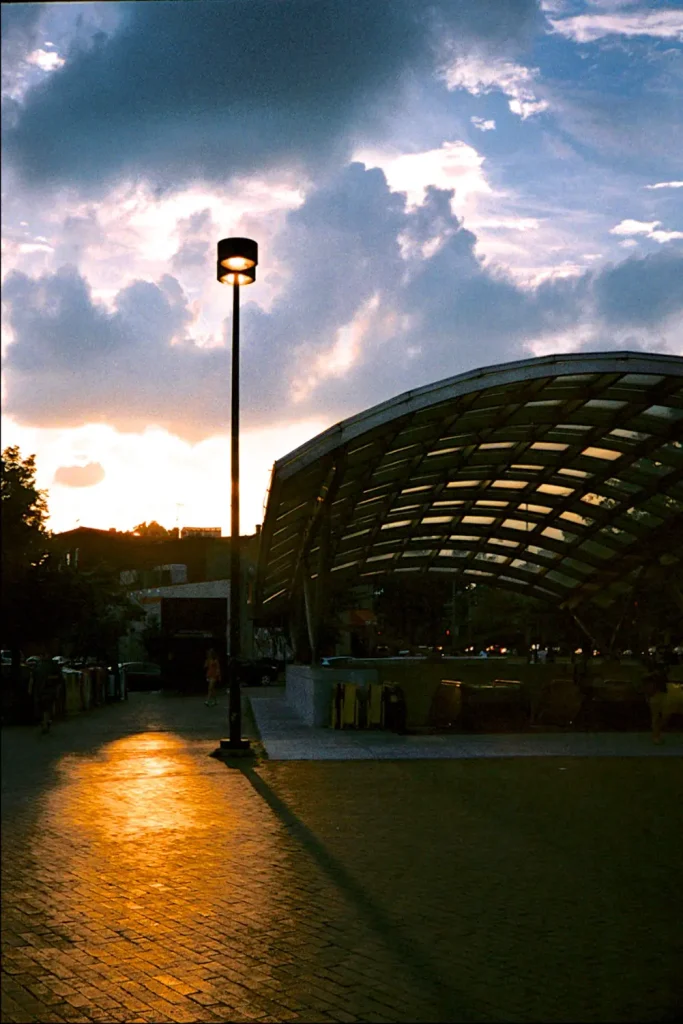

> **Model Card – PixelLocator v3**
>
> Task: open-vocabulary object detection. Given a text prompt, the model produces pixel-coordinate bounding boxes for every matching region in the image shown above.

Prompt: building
[254,350,683,725]
[50,526,261,671]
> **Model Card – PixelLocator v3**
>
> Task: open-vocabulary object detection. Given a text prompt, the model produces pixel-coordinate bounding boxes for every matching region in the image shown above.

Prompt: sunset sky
[2,0,682,536]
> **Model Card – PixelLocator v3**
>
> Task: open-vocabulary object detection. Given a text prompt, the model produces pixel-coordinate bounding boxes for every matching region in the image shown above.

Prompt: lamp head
[217,237,258,272]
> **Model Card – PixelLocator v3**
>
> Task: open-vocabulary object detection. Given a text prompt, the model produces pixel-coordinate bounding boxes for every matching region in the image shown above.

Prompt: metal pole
[229,282,242,746]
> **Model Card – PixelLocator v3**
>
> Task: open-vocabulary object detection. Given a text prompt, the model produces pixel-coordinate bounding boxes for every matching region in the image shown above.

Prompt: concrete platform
[248,690,683,760]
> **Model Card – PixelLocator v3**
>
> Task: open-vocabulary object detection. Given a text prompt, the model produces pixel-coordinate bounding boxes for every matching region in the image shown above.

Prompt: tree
[1,447,141,666]
[131,520,172,539]
[2,447,50,671]
[1,446,49,580]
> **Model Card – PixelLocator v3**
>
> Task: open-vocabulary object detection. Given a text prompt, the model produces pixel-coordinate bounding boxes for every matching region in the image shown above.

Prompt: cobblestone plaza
[2,692,682,1023]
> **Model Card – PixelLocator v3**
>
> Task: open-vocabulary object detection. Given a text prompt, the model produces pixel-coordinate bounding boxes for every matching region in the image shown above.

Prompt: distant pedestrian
[643,656,669,744]
[33,658,59,734]
[204,649,221,706]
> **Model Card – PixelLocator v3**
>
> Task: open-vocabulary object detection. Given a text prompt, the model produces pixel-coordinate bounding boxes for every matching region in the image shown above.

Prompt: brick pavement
[248,691,683,759]
[2,691,682,1023]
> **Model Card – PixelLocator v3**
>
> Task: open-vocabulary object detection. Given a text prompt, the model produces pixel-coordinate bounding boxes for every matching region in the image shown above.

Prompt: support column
[313,502,333,660]
[302,564,317,664]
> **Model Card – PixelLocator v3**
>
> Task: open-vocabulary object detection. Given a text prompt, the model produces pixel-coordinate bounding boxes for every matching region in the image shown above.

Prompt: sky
[2,0,682,537]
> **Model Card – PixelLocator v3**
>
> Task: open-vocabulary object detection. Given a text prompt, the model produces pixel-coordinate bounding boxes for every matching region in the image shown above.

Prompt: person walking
[33,657,59,734]
[643,651,669,744]
[204,648,221,706]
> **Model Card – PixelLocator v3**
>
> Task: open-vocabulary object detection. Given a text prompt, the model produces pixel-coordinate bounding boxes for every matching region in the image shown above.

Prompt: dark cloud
[3,164,681,441]
[53,462,105,488]
[2,264,229,440]
[1,4,46,91]
[4,0,540,195]
[593,248,683,328]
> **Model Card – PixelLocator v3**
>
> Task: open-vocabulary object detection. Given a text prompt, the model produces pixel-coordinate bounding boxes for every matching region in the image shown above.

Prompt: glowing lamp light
[217,262,256,286]
[218,236,258,272]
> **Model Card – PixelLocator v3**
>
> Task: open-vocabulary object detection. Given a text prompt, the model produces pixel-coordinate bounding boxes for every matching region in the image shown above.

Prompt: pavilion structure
[255,352,683,660]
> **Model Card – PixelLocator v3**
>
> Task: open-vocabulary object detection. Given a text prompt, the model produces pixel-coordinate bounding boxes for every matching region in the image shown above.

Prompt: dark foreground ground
[2,692,682,1024]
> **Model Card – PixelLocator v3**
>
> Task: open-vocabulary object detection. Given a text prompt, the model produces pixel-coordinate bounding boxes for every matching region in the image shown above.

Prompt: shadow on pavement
[224,758,487,1024]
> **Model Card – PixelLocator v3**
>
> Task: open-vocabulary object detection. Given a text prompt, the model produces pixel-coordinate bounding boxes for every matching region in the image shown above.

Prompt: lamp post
[217,236,258,752]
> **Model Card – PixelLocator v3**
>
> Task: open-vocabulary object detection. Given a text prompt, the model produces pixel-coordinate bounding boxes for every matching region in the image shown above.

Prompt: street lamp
[217,236,258,753]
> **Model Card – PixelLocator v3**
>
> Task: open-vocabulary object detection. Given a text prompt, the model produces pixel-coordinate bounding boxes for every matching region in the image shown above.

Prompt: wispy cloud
[471,116,496,132]
[644,181,683,190]
[549,11,683,43]
[610,219,683,243]
[443,57,549,119]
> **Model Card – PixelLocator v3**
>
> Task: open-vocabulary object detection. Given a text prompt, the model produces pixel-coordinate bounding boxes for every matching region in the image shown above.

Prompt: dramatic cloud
[2,1,682,535]
[53,462,105,488]
[4,0,540,196]
[4,165,681,443]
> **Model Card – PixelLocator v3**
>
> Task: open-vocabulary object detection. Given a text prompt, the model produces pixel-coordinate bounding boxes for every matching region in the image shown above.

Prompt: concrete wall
[286,664,378,727]
[286,657,682,729]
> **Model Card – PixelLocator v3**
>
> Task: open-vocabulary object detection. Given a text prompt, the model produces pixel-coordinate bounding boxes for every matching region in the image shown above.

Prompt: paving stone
[3,691,682,1024]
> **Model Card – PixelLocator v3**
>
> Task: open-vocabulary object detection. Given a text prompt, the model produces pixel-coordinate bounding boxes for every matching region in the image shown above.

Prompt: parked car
[237,658,282,685]
[119,661,162,692]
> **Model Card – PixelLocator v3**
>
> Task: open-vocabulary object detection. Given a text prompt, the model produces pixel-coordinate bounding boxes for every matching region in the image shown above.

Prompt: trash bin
[383,682,407,733]
[91,666,106,706]
[428,679,462,730]
[107,670,117,701]
[366,683,385,728]
[80,669,92,710]
[63,669,82,714]
[330,682,360,729]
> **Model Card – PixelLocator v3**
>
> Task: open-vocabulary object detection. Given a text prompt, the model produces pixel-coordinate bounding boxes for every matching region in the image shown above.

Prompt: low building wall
[286,664,378,726]
[286,657,671,729]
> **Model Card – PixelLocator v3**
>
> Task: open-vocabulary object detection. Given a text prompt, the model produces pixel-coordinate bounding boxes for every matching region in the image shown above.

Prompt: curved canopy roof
[256,352,683,616]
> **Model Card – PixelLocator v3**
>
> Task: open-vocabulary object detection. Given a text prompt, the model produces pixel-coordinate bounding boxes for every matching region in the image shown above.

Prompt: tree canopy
[1,446,49,580]
[131,520,172,538]
[1,446,140,660]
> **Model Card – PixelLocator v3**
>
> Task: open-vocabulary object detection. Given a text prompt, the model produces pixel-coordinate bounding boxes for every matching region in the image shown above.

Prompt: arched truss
[256,352,683,617]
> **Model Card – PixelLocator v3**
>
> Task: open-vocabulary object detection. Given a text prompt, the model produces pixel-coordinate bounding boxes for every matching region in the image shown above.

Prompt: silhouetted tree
[1,447,141,667]
[1,446,49,575]
[131,520,172,538]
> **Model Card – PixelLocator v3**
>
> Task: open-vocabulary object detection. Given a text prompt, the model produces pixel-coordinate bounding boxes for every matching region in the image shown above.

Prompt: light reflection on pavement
[2,692,682,1024]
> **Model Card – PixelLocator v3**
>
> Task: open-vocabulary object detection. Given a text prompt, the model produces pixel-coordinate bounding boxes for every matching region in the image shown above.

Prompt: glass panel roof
[503,519,533,531]
[581,447,622,461]
[644,405,683,420]
[259,355,683,615]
